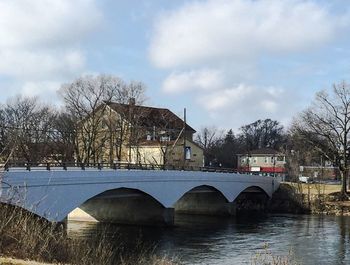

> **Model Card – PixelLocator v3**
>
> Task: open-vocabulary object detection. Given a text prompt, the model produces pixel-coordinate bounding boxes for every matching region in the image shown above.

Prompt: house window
[265,157,268,163]
[160,136,170,142]
[253,157,257,163]
[185,146,191,160]
[271,157,275,163]
[277,156,284,162]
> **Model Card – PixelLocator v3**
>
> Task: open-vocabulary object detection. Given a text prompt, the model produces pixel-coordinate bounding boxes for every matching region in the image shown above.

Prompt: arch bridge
[0,165,280,226]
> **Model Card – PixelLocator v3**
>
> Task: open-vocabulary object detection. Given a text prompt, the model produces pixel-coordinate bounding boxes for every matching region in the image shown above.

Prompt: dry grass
[251,244,299,265]
[0,257,56,265]
[0,203,178,265]
[280,182,350,215]
[285,182,341,195]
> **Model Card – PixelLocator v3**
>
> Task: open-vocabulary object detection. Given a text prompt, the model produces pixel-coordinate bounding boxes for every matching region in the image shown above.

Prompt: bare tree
[1,96,56,164]
[195,127,223,166]
[59,74,146,164]
[239,119,285,151]
[50,111,76,163]
[292,81,350,198]
[153,110,183,167]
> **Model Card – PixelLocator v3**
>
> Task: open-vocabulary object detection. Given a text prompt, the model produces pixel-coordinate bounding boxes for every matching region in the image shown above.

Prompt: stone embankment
[268,182,350,216]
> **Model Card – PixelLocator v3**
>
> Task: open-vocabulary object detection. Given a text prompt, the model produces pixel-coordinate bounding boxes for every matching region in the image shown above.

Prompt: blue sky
[1,0,350,131]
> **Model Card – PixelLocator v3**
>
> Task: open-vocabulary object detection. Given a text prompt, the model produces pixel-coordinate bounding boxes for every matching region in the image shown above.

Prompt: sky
[1,0,350,132]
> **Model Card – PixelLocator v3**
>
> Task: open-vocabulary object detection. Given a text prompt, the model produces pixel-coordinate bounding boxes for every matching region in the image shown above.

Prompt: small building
[299,165,339,180]
[237,148,286,177]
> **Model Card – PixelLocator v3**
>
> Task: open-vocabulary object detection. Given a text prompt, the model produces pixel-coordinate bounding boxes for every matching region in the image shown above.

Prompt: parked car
[299,176,313,183]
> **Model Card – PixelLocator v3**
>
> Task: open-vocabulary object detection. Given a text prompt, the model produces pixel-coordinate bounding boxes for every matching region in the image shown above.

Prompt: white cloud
[0,0,102,97]
[22,81,61,97]
[0,50,85,80]
[198,84,253,111]
[197,84,299,128]
[0,0,101,49]
[150,0,346,68]
[149,0,348,129]
[162,69,224,93]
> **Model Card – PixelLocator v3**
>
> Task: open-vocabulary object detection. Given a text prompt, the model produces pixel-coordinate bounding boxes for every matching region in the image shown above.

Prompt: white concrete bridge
[0,167,280,225]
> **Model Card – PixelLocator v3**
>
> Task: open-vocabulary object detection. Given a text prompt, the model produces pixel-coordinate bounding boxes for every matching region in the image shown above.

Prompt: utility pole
[183,108,186,168]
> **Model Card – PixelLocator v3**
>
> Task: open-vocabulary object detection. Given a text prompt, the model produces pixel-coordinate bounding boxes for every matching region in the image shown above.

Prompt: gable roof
[105,101,196,133]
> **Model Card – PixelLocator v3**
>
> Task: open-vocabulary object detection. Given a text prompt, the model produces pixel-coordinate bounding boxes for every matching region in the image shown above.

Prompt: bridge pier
[174,186,236,216]
[225,202,237,216]
[162,208,175,226]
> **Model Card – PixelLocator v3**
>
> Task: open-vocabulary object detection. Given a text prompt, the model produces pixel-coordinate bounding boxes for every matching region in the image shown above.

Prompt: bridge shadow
[70,188,173,226]
[68,185,270,226]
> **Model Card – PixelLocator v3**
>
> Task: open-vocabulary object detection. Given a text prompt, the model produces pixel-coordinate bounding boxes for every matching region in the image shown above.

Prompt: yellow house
[78,99,204,168]
[130,137,204,168]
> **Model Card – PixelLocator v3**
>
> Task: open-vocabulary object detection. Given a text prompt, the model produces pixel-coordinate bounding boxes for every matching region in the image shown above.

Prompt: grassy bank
[0,257,56,265]
[0,203,177,265]
[269,182,350,215]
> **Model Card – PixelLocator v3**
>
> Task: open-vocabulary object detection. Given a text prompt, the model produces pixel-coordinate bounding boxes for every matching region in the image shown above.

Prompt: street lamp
[246,152,251,174]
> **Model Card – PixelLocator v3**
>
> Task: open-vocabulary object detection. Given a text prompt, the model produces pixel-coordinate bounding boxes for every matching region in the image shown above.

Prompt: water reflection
[67,214,350,265]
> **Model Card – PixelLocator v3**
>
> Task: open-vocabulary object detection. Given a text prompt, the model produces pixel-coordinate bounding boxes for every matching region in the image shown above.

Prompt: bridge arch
[233,185,270,213]
[70,187,172,225]
[232,185,270,202]
[173,185,232,216]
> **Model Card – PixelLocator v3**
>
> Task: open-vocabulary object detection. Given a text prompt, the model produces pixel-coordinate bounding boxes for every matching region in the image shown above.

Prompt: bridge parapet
[3,161,259,175]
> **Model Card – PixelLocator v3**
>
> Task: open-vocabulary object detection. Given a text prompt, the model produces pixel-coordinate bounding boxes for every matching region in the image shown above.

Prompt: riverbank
[0,203,178,265]
[269,182,350,216]
[0,257,57,265]
[0,256,175,265]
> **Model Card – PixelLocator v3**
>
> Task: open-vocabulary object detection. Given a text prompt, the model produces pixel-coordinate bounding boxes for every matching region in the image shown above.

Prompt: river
[67,214,350,265]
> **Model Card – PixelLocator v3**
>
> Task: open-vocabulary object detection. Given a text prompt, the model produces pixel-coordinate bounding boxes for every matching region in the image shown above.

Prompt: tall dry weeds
[251,244,299,265]
[0,203,178,265]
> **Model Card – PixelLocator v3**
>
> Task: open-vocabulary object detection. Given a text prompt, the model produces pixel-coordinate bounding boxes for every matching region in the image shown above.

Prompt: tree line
[196,81,350,197]
[0,75,146,165]
[0,75,350,197]
[195,118,286,169]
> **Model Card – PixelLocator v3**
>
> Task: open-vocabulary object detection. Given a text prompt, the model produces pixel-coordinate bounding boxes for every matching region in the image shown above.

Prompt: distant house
[237,148,286,177]
[78,99,204,168]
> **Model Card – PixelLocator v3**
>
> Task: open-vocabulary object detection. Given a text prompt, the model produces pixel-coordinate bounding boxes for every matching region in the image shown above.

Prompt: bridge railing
[3,162,283,178]
[2,161,247,174]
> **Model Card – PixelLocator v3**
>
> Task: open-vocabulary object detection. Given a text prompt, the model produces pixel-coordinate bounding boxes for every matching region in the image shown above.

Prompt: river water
[67,214,350,265]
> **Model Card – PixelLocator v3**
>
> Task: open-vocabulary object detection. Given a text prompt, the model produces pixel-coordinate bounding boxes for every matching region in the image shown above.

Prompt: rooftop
[238,148,284,156]
[105,101,196,133]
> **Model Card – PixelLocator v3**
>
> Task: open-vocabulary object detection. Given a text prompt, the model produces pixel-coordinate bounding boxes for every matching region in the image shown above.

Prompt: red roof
[239,166,286,173]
